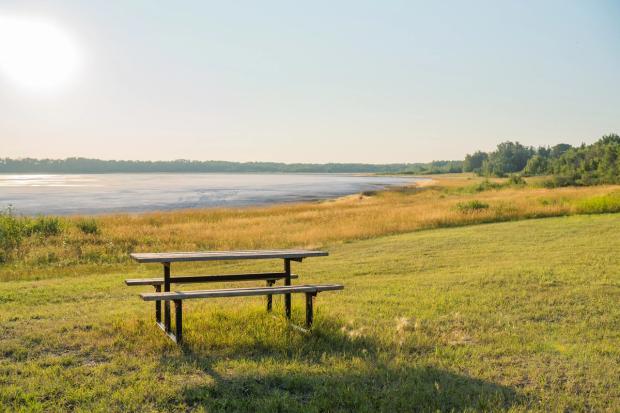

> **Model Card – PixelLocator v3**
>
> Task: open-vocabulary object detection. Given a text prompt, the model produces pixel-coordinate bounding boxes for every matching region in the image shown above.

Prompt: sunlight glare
[0,15,81,93]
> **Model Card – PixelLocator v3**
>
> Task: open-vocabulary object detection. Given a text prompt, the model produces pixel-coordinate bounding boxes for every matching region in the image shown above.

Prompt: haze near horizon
[1,1,619,163]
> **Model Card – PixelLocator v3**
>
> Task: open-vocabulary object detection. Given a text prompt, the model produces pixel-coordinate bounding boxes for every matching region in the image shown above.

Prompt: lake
[0,173,424,215]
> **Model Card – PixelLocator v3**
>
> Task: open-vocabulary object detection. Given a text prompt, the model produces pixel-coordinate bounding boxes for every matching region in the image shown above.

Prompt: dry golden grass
[89,175,619,247]
[5,173,620,280]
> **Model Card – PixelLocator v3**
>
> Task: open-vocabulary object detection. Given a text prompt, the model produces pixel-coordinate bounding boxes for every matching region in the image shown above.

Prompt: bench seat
[141,284,343,344]
[140,284,343,301]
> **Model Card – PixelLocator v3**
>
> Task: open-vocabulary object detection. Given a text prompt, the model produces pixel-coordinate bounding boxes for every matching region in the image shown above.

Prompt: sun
[0,15,81,93]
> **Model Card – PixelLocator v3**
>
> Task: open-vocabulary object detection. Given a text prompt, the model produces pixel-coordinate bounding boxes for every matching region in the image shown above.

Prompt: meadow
[0,175,619,412]
[1,174,619,281]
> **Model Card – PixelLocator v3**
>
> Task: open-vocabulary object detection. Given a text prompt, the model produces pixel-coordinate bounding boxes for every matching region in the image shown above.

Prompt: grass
[455,200,490,213]
[75,218,100,235]
[0,214,619,412]
[576,192,620,214]
[2,174,620,281]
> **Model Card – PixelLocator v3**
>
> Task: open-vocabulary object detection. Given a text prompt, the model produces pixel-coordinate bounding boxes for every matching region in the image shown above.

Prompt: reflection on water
[0,173,423,215]
[0,175,101,187]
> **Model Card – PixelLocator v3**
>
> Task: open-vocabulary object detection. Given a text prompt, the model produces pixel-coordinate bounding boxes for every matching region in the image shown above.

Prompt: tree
[463,151,488,173]
[481,141,535,177]
[548,134,620,185]
[524,155,548,176]
[550,143,572,159]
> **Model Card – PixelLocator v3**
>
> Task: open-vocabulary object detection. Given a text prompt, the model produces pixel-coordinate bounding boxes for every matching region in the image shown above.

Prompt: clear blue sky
[1,0,619,163]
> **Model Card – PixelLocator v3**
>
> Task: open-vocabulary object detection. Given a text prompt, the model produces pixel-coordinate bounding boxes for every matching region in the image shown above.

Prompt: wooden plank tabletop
[130,249,328,263]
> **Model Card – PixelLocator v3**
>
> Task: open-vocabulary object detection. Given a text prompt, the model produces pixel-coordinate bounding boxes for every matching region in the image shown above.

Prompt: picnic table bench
[126,249,343,344]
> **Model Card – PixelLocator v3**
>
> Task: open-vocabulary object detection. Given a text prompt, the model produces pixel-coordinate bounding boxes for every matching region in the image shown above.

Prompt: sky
[0,0,619,163]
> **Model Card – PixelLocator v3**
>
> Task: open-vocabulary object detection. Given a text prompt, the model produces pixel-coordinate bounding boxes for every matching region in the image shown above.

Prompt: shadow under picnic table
[156,316,523,412]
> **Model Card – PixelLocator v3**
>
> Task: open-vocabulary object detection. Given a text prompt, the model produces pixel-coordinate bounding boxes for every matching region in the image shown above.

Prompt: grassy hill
[1,214,618,412]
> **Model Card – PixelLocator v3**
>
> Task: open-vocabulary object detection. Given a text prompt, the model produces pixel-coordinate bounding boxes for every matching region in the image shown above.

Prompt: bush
[456,200,490,213]
[539,175,577,188]
[76,219,100,235]
[507,174,526,186]
[0,207,25,263]
[471,180,504,192]
[28,216,63,237]
[0,208,65,263]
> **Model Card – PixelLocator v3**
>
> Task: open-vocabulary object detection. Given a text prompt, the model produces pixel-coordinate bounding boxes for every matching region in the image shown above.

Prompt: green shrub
[539,175,577,188]
[507,174,526,186]
[76,219,100,235]
[472,180,504,192]
[0,207,25,263]
[0,209,65,263]
[576,193,620,214]
[28,216,63,237]
[456,200,490,213]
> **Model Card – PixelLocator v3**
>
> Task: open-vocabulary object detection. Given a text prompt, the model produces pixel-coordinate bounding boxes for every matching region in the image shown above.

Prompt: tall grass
[76,218,100,235]
[576,192,620,214]
[0,208,24,263]
[1,175,619,280]
[0,208,64,263]
[27,216,63,237]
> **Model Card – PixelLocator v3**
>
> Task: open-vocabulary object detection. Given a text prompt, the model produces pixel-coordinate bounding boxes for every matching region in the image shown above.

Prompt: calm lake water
[0,173,423,215]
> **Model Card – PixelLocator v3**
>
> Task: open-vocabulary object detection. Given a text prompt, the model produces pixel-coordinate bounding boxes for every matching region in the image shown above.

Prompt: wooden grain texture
[125,278,165,286]
[125,273,299,286]
[130,249,328,263]
[140,284,344,301]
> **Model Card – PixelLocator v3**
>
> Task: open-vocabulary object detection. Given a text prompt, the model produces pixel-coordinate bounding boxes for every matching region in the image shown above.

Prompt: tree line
[463,134,620,185]
[0,157,461,175]
[3,133,617,185]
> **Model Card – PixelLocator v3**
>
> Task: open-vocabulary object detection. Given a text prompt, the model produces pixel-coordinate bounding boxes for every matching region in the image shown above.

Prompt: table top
[130,249,328,263]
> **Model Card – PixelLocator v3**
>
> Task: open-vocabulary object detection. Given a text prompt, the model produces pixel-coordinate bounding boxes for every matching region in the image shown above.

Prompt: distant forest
[0,158,462,175]
[3,133,618,185]
[463,133,620,185]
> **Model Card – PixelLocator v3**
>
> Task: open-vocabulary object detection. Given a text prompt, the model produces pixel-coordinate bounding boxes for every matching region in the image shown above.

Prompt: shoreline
[1,173,427,216]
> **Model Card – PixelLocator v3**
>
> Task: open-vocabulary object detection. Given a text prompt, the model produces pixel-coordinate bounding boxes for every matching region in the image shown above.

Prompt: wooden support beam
[163,262,171,333]
[266,280,275,312]
[284,259,292,319]
[305,292,316,328]
[174,300,183,344]
[154,284,161,323]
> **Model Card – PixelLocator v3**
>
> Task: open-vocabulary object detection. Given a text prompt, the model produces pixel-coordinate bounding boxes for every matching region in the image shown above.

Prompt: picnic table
[125,249,343,344]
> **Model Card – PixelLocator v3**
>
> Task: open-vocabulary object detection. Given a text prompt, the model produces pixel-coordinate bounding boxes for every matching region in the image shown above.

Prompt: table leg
[284,259,291,319]
[305,292,315,328]
[174,299,183,344]
[266,280,274,312]
[163,262,171,333]
[154,284,161,323]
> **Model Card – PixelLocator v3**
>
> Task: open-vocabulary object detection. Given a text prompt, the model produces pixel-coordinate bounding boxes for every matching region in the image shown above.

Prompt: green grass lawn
[1,214,619,412]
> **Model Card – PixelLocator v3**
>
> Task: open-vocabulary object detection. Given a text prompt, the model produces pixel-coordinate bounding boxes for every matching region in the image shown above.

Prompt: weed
[76,219,100,235]
[28,216,63,237]
[456,200,490,213]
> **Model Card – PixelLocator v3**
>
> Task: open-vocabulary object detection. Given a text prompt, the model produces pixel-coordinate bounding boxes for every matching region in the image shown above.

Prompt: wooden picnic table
[127,249,337,344]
